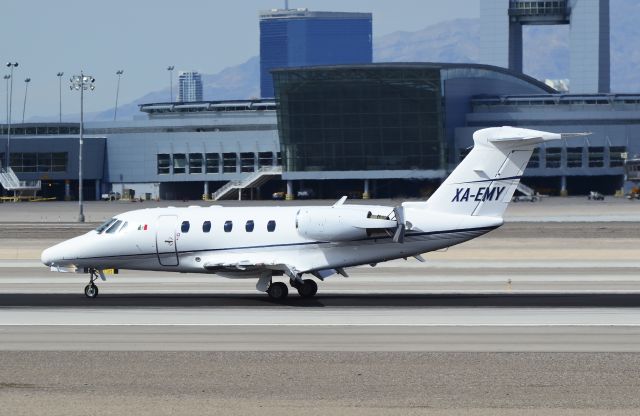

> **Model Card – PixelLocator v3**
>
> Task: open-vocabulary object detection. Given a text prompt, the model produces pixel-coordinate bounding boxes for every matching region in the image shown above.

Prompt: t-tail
[424,127,590,218]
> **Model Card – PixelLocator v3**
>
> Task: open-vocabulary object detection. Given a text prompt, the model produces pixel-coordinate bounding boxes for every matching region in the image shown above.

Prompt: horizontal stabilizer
[561,132,591,139]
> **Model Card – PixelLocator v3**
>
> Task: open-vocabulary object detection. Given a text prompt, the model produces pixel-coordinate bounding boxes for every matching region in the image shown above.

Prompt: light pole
[70,72,95,223]
[22,78,31,124]
[56,72,64,123]
[113,70,123,121]
[2,75,7,170]
[167,65,174,101]
[5,62,17,170]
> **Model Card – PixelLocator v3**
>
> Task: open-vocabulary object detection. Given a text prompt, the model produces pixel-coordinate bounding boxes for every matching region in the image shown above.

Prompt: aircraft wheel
[297,279,318,298]
[84,284,99,298]
[267,282,288,300]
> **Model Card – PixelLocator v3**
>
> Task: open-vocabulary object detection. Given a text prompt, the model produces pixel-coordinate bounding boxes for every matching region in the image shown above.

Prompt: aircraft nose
[41,245,59,267]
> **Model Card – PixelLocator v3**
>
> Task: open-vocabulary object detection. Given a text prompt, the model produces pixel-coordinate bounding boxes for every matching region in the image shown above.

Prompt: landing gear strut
[84,269,99,298]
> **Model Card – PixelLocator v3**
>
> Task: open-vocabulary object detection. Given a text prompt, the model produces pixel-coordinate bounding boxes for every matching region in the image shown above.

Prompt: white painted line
[2,307,640,326]
[1,323,640,327]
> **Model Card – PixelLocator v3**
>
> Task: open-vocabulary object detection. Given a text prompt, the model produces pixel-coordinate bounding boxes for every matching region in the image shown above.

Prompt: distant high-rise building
[177,71,203,102]
[480,0,610,94]
[259,8,372,98]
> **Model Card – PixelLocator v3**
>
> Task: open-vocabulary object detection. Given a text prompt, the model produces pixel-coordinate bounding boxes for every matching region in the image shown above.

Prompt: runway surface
[0,212,639,414]
[1,252,640,352]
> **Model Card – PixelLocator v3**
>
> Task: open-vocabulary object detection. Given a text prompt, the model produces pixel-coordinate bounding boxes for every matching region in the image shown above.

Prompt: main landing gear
[267,282,288,300]
[290,278,318,298]
[260,276,319,300]
[84,269,99,298]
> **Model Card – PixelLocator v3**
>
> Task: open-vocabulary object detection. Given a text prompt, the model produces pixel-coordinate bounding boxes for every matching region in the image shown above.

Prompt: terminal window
[189,153,203,174]
[51,153,67,172]
[223,153,237,173]
[609,146,626,167]
[545,148,561,168]
[8,152,68,173]
[566,147,583,168]
[157,154,171,174]
[258,152,273,168]
[205,153,220,173]
[588,147,604,168]
[459,147,472,162]
[173,154,186,174]
[527,148,540,168]
[240,152,256,173]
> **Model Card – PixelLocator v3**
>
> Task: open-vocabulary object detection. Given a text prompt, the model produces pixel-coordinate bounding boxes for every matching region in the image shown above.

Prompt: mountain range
[88,0,640,121]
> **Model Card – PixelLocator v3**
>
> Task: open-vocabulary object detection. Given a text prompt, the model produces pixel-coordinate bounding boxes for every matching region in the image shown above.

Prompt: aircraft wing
[201,252,302,275]
[202,254,343,281]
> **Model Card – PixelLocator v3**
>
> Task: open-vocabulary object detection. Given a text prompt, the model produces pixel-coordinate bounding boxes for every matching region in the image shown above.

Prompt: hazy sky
[0,0,479,119]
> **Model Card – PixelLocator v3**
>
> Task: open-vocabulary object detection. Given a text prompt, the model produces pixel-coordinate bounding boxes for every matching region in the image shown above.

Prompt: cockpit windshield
[105,220,123,234]
[95,218,117,234]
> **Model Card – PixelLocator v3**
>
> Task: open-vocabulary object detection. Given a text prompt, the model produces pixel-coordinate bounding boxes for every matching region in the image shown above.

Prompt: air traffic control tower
[480,0,610,93]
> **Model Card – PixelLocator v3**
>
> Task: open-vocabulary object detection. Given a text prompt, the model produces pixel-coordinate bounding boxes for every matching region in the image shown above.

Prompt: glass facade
[9,152,68,173]
[273,67,445,173]
[259,11,372,98]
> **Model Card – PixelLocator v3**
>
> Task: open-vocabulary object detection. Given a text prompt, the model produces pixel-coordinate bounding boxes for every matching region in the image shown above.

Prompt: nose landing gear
[84,269,100,298]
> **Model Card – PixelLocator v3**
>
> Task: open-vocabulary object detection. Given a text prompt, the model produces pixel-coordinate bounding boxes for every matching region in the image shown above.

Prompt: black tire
[289,278,301,289]
[267,282,288,300]
[84,284,98,298]
[297,279,318,298]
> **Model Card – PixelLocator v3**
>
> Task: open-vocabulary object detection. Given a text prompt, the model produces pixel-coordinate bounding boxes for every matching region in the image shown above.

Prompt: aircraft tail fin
[423,127,589,218]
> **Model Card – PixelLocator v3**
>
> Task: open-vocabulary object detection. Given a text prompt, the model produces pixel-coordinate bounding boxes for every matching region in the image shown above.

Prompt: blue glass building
[259,9,372,98]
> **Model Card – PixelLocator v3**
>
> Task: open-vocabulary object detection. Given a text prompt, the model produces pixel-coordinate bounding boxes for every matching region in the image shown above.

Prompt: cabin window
[245,220,254,232]
[224,221,233,232]
[181,221,190,233]
[202,221,211,233]
[267,220,276,232]
[106,220,123,234]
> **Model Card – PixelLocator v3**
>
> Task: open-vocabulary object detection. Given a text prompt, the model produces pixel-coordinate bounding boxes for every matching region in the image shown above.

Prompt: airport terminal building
[1,63,638,200]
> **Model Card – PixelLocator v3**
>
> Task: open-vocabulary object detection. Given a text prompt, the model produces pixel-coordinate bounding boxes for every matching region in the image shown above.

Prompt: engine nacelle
[296,206,396,242]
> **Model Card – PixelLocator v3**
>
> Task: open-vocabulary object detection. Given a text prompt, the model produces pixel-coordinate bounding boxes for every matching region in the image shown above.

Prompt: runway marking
[2,323,640,327]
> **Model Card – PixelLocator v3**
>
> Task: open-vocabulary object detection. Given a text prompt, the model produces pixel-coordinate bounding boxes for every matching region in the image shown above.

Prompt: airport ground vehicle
[101,192,121,201]
[588,191,605,200]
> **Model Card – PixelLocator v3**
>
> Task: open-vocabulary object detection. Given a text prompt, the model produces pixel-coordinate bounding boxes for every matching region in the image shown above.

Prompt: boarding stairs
[212,165,282,201]
[516,182,535,196]
[0,167,41,201]
[513,181,541,202]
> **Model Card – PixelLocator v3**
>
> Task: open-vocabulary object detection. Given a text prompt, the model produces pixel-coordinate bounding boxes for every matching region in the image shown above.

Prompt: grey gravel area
[0,351,639,415]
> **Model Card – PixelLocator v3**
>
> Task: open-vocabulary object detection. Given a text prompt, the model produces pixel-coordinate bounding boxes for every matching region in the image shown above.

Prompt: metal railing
[211,165,282,201]
[0,167,41,191]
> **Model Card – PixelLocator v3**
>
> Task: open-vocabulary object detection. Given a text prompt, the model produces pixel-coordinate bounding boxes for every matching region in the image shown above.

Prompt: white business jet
[41,127,587,300]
